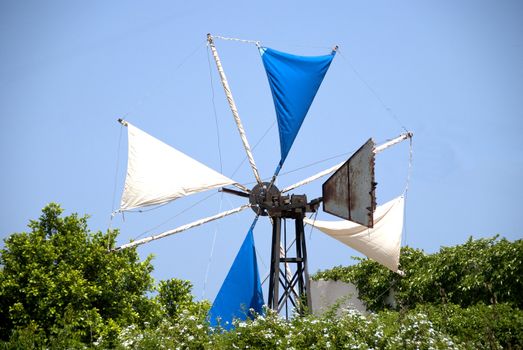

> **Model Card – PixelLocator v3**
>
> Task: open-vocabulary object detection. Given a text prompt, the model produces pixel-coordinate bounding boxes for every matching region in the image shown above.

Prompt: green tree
[0,203,159,345]
[157,278,210,321]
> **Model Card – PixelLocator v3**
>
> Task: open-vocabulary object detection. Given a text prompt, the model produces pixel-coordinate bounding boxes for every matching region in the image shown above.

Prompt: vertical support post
[295,214,311,314]
[295,216,304,303]
[283,219,289,319]
[298,214,312,312]
[268,217,281,310]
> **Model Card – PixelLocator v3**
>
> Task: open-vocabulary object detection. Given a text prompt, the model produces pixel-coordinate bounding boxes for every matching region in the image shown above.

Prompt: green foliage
[107,304,523,350]
[116,309,211,350]
[0,203,158,345]
[312,236,523,349]
[313,236,523,311]
[212,308,290,349]
[157,278,210,322]
[116,280,210,350]
[108,307,464,350]
[2,205,521,349]
[157,279,193,318]
[416,302,523,349]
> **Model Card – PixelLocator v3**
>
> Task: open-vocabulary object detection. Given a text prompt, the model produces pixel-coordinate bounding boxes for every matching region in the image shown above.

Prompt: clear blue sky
[1,0,522,302]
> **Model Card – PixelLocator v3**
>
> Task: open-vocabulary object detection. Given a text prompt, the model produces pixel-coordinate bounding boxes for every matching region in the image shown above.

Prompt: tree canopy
[0,203,158,345]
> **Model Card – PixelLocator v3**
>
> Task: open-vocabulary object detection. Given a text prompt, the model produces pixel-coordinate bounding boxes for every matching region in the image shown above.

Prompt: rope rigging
[202,192,224,299]
[134,192,220,240]
[212,35,261,47]
[120,41,207,120]
[337,48,409,133]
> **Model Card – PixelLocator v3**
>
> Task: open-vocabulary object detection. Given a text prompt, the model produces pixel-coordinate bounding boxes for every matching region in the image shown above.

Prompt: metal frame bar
[113,204,250,251]
[268,217,281,309]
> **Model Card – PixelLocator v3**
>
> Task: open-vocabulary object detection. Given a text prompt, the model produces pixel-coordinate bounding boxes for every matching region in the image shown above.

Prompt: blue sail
[208,223,264,330]
[260,47,336,168]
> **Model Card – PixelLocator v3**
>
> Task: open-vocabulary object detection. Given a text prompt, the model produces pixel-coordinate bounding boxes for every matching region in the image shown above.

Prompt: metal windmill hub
[249,182,280,216]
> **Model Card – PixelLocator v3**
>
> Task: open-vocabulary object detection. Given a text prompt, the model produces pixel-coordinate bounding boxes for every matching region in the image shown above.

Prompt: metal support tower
[268,209,313,316]
[241,182,321,316]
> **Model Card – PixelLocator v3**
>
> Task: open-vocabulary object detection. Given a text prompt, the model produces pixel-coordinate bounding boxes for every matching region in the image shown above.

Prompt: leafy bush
[416,302,523,349]
[116,310,210,350]
[312,236,523,349]
[112,307,464,350]
[313,236,523,311]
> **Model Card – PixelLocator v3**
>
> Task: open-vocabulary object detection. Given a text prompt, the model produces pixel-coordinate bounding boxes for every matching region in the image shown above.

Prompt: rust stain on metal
[323,138,376,228]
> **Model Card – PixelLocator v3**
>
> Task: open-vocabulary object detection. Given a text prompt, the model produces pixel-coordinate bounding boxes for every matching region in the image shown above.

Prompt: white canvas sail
[304,196,404,273]
[119,123,237,212]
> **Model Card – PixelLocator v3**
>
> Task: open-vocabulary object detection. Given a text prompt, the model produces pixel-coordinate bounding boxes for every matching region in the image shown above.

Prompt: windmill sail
[208,222,264,330]
[304,196,405,273]
[260,47,336,169]
[119,122,236,212]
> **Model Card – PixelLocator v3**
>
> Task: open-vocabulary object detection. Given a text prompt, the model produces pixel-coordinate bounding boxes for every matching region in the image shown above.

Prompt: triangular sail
[304,196,405,273]
[208,222,264,329]
[119,123,236,212]
[260,47,336,168]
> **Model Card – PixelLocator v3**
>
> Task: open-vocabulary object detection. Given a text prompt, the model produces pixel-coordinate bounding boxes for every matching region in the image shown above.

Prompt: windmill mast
[265,192,321,314]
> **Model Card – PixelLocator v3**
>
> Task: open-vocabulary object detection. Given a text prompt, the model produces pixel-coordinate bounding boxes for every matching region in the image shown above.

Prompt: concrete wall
[310,279,368,316]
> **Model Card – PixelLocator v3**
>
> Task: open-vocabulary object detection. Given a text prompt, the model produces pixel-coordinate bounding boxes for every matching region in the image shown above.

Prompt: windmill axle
[248,182,321,217]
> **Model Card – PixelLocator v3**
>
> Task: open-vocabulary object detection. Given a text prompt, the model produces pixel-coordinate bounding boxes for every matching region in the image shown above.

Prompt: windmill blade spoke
[114,204,250,251]
[373,132,413,154]
[207,34,263,185]
[281,132,413,193]
[282,161,345,193]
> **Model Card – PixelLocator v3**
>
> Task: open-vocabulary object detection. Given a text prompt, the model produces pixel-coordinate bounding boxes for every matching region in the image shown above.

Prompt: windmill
[112,34,412,328]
